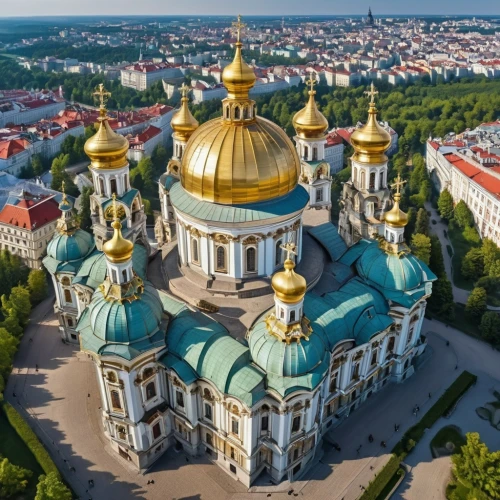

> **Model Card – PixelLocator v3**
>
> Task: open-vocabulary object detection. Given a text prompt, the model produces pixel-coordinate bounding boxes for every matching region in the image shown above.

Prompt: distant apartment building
[120,61,184,91]
[324,131,345,174]
[127,125,163,161]
[0,96,65,128]
[0,189,61,269]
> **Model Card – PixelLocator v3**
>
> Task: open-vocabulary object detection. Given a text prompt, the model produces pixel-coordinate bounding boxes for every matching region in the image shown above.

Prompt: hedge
[1,402,60,478]
[360,371,477,500]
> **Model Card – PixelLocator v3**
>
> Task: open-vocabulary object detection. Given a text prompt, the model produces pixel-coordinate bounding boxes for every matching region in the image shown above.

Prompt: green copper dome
[248,319,328,377]
[87,282,163,344]
[47,230,94,263]
[356,242,427,292]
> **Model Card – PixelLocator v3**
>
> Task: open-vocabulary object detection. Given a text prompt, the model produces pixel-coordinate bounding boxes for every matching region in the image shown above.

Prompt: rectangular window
[204,403,212,421]
[176,391,184,408]
[152,422,161,440]
[261,415,269,431]
[292,415,301,433]
[315,188,323,202]
[231,419,239,435]
[371,350,377,366]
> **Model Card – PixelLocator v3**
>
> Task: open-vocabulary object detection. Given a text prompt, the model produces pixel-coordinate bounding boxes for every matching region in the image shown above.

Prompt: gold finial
[93,83,111,119]
[305,73,317,94]
[180,83,190,98]
[61,180,67,201]
[364,82,378,105]
[390,173,407,201]
[232,14,246,43]
[280,241,297,262]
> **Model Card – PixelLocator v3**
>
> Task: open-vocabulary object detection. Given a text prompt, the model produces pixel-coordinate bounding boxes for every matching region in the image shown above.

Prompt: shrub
[1,403,59,478]
[360,454,401,500]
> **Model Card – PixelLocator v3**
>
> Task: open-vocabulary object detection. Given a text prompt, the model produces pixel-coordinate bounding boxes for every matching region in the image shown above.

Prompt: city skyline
[1,0,499,17]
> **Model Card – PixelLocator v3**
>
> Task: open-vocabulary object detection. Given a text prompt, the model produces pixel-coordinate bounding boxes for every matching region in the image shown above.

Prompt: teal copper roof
[159,172,179,191]
[249,318,329,377]
[46,229,94,263]
[356,241,437,292]
[102,189,140,211]
[82,281,163,344]
[169,182,309,224]
[308,223,347,261]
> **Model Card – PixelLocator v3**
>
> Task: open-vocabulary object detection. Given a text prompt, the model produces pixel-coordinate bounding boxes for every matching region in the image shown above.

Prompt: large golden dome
[272,258,307,304]
[180,17,300,205]
[84,85,129,170]
[171,84,199,141]
[351,83,391,164]
[293,78,329,139]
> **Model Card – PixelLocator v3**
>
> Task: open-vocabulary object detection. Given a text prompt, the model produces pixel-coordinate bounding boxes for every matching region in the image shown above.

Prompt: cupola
[171,83,199,141]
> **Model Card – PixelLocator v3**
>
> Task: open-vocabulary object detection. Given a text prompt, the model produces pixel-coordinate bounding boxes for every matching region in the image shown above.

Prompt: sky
[2,0,499,17]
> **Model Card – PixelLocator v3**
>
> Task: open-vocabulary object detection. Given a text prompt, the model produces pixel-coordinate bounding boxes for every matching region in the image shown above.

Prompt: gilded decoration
[104,203,126,221]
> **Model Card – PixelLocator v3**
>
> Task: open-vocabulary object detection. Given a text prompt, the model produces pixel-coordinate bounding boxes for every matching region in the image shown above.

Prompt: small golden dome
[272,259,307,304]
[222,42,256,100]
[351,84,391,164]
[84,85,129,170]
[102,197,134,264]
[384,174,408,228]
[293,78,329,139]
[171,84,199,141]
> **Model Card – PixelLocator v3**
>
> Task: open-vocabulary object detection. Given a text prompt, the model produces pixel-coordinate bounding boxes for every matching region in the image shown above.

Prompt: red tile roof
[325,132,344,147]
[0,194,61,230]
[445,153,500,201]
[0,139,30,159]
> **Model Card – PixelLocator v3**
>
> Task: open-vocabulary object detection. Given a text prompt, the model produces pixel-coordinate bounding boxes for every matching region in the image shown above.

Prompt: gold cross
[180,83,190,98]
[364,82,378,104]
[306,73,317,92]
[280,241,297,261]
[232,14,246,43]
[93,83,111,109]
[390,173,407,195]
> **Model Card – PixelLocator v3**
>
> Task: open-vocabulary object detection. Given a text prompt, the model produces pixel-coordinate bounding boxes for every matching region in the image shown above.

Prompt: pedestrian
[428,392,432,399]
[394,424,399,432]
[455,365,458,370]
[416,406,420,412]
[150,480,155,484]
[356,445,362,456]
[12,392,16,398]
[446,341,450,346]
[381,441,386,448]
[368,434,374,443]
[35,364,39,372]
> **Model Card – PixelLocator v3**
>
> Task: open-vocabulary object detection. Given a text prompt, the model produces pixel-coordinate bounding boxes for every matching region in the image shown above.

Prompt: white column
[201,236,210,275]
[258,239,266,275]
[265,237,274,276]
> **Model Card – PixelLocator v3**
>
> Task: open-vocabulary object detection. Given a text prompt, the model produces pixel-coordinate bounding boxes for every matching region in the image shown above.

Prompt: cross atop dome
[93,83,111,119]
[306,74,317,94]
[364,82,378,105]
[232,14,246,43]
[280,240,297,261]
[390,173,407,200]
[180,83,190,98]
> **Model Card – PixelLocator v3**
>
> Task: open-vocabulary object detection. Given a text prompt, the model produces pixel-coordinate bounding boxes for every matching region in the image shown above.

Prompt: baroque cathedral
[43,18,435,487]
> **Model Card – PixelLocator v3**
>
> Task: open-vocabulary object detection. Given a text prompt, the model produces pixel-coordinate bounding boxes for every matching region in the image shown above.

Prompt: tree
[35,472,72,500]
[462,248,485,280]
[0,327,19,385]
[137,157,154,191]
[428,276,455,321]
[1,285,32,327]
[415,208,430,236]
[410,233,431,265]
[84,124,97,140]
[482,239,500,276]
[429,235,446,277]
[452,432,500,499]
[28,269,48,304]
[454,200,474,228]
[480,312,500,345]
[31,154,44,176]
[151,144,168,174]
[465,287,488,320]
[489,260,500,278]
[437,189,454,221]
[50,154,79,197]
[78,186,93,231]
[0,457,32,498]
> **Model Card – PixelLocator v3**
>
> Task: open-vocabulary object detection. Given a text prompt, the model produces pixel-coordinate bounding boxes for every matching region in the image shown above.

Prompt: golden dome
[272,258,307,304]
[180,16,300,205]
[181,116,300,204]
[171,84,199,141]
[84,85,129,170]
[350,83,391,164]
[103,197,134,264]
[384,174,408,228]
[222,43,256,100]
[292,77,329,139]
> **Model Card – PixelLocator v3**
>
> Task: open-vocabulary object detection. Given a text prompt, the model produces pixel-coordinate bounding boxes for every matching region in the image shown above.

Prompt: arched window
[64,289,72,303]
[360,171,366,189]
[379,171,384,189]
[146,382,156,400]
[353,167,358,185]
[192,238,199,264]
[226,106,230,119]
[67,317,74,327]
[99,177,105,195]
[275,240,283,266]
[110,178,117,195]
[304,146,309,160]
[290,310,296,323]
[234,106,240,120]
[312,147,318,161]
[369,172,375,190]
[216,246,226,272]
[110,390,122,409]
[243,106,248,119]
[246,247,256,273]
[122,269,128,281]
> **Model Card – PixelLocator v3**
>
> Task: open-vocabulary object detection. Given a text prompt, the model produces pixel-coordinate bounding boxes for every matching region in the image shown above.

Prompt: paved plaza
[5,286,500,500]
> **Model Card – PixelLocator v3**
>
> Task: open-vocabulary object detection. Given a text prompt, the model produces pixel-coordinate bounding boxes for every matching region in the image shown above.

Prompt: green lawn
[430,426,466,457]
[447,225,479,291]
[375,467,404,500]
[0,409,44,499]
[431,303,481,338]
